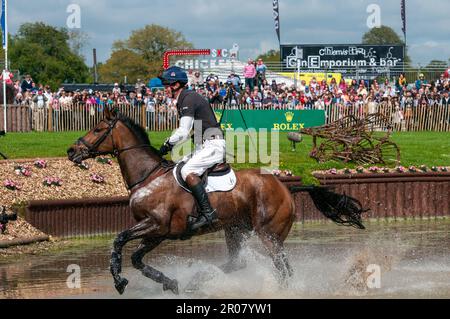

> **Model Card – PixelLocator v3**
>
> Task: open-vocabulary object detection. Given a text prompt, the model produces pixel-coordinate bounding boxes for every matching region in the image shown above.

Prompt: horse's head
[68,107,121,164]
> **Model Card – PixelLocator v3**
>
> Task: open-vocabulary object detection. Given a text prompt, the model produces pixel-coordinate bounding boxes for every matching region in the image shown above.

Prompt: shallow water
[0,219,449,299]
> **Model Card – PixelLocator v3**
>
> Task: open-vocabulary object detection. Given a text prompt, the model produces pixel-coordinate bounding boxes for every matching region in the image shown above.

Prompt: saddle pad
[173,162,237,193]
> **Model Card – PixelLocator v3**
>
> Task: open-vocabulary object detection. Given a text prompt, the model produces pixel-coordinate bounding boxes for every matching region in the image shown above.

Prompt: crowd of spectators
[9,61,450,117]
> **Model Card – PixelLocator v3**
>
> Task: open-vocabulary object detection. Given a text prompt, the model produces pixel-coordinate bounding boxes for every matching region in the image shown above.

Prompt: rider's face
[164,83,180,98]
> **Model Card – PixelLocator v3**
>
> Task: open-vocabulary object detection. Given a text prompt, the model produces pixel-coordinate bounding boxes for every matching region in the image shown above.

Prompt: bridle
[76,118,163,190]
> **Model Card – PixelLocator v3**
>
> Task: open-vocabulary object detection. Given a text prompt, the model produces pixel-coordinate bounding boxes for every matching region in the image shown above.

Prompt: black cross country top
[176,89,223,139]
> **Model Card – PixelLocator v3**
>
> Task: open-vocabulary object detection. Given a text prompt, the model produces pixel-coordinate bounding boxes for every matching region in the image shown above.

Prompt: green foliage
[362,25,411,64]
[98,49,149,84]
[99,24,193,83]
[7,22,90,89]
[256,49,280,63]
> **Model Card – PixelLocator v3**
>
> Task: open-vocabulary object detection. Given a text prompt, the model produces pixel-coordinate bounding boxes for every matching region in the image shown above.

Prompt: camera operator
[224,79,240,107]
[206,76,222,105]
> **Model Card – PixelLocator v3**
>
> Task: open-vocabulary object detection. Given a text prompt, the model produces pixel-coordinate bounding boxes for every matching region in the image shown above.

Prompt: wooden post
[47,105,53,132]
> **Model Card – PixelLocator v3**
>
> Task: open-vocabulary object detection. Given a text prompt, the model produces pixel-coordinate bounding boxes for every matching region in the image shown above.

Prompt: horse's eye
[94,128,102,133]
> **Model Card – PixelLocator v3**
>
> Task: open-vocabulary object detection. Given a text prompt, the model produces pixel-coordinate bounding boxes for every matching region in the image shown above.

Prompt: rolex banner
[214,110,325,131]
[273,0,281,44]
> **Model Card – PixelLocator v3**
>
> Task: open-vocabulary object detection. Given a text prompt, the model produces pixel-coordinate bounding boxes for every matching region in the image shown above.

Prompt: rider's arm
[168,116,194,145]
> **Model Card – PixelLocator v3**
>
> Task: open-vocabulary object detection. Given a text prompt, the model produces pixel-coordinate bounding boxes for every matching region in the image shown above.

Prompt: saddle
[173,161,236,193]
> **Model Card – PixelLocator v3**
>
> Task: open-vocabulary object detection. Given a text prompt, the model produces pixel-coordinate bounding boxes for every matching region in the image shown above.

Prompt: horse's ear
[104,105,119,120]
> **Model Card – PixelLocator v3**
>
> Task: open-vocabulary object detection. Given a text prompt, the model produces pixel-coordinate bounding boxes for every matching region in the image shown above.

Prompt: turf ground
[1,131,449,184]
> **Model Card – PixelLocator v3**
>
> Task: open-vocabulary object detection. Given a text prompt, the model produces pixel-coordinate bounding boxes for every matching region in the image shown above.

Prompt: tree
[256,49,280,70]
[98,49,149,84]
[362,25,411,64]
[68,30,90,59]
[9,22,90,89]
[100,24,194,82]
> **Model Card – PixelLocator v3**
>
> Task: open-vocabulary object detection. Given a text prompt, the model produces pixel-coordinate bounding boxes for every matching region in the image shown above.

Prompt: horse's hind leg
[131,238,179,295]
[220,226,247,274]
[110,217,159,294]
[258,234,293,285]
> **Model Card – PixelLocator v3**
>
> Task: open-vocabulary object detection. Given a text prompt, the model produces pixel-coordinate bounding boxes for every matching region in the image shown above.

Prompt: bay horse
[67,107,366,295]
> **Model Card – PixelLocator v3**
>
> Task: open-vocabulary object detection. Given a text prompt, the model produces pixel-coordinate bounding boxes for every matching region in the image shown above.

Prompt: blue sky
[7,0,450,67]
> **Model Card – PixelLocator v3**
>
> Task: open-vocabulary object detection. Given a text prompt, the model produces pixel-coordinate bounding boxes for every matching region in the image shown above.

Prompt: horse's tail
[289,186,369,230]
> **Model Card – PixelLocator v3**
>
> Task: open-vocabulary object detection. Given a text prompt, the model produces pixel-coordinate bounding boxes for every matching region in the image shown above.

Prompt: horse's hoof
[163,279,179,295]
[114,278,129,295]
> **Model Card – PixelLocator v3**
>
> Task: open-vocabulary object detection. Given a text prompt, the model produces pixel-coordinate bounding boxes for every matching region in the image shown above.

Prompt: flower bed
[0,158,127,243]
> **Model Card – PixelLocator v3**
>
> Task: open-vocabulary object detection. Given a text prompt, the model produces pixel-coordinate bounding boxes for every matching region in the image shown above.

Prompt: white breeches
[181,139,226,181]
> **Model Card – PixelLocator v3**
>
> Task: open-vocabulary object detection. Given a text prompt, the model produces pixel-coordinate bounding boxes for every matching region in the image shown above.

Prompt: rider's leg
[185,173,218,231]
[181,139,225,231]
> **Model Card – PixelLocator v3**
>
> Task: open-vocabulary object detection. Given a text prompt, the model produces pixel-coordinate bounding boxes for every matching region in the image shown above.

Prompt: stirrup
[188,210,218,231]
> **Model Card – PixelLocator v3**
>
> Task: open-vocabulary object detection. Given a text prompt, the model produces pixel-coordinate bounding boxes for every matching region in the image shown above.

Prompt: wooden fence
[21,173,450,238]
[1,103,449,132]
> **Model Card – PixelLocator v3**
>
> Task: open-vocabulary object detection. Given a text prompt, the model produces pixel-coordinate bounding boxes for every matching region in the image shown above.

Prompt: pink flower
[4,179,21,191]
[368,167,380,173]
[272,169,281,176]
[43,177,62,187]
[328,168,338,175]
[90,173,105,184]
[408,166,417,173]
[396,166,407,173]
[34,159,47,169]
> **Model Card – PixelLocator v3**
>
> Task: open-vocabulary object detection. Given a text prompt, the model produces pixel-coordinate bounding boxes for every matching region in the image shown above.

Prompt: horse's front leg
[131,238,179,295]
[110,217,161,294]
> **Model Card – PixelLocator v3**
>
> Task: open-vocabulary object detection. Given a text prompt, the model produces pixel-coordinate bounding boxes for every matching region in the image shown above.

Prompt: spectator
[256,58,267,89]
[21,75,34,92]
[243,59,257,91]
[442,91,450,107]
[415,73,429,90]
[0,69,14,85]
[191,71,204,88]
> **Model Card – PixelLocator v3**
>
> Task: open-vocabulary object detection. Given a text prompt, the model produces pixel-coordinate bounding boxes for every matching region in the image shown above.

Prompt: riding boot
[186,174,219,231]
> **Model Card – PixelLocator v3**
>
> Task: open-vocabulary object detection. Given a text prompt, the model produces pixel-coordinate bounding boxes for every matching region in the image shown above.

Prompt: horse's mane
[117,113,160,155]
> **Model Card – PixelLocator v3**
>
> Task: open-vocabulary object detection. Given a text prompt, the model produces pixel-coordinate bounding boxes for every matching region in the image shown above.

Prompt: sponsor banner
[281,44,405,76]
[279,72,343,85]
[214,110,325,132]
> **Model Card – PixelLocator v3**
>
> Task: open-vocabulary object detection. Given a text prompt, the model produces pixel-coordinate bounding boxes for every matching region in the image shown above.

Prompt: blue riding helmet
[159,66,188,86]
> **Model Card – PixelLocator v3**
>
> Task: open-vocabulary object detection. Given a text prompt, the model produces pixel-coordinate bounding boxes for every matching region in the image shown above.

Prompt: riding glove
[159,139,174,156]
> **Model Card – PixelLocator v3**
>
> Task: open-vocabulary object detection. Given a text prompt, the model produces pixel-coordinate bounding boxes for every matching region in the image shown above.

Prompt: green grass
[1,131,449,184]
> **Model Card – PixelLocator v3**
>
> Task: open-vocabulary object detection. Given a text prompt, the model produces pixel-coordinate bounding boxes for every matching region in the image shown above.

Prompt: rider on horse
[158,66,225,232]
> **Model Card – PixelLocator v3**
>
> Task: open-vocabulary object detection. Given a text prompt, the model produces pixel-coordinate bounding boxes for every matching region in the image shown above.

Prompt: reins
[78,117,166,190]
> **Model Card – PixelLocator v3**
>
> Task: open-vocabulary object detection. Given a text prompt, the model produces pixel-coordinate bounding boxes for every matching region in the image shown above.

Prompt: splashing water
[1,219,449,299]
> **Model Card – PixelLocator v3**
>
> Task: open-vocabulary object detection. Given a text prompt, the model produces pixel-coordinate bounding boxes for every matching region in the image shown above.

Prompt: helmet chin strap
[170,83,185,99]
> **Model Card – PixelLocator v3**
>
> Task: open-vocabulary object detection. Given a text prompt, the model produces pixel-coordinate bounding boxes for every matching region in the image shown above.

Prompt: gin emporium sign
[281,44,405,76]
